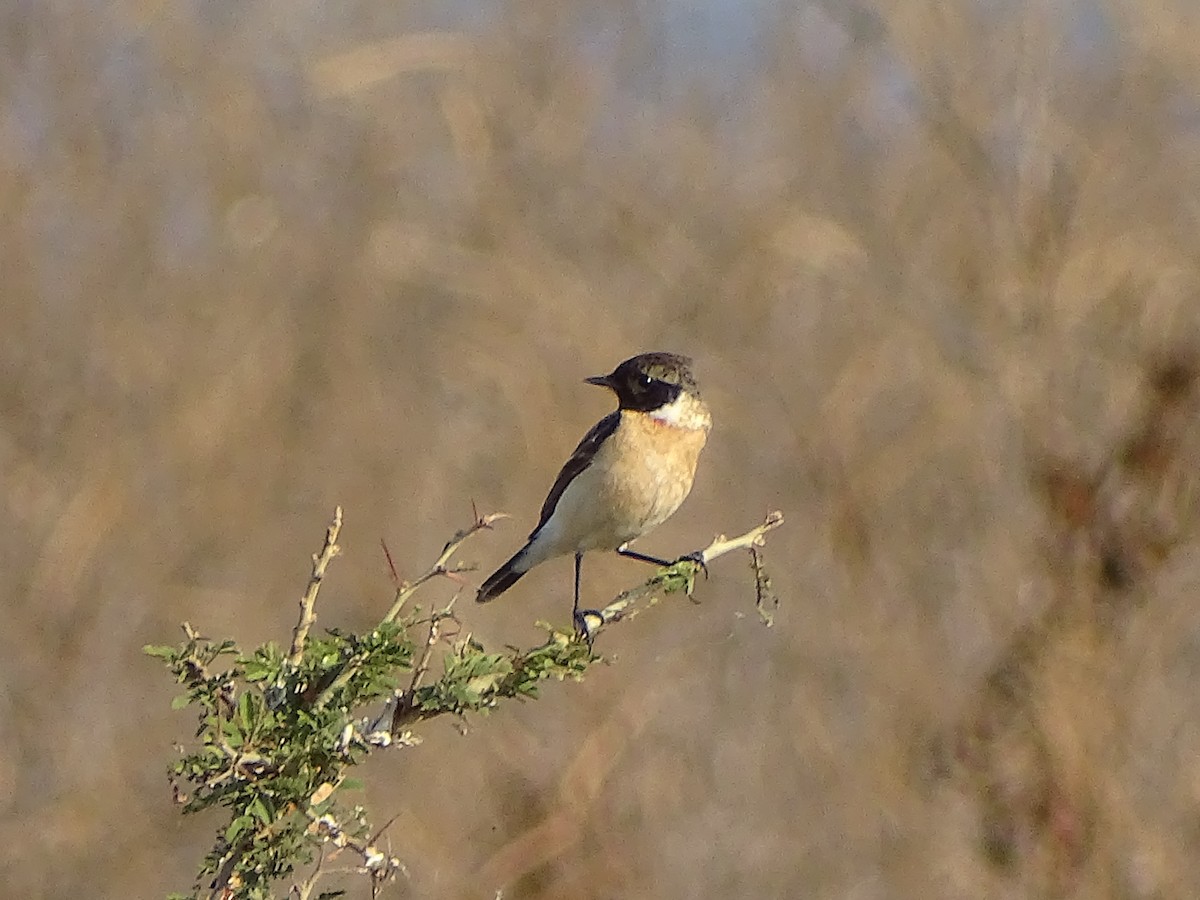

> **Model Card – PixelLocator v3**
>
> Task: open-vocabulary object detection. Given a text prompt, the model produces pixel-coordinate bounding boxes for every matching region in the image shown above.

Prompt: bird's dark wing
[530,411,620,539]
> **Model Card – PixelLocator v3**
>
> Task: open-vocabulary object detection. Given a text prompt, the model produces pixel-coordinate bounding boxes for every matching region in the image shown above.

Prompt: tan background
[4,1,1200,897]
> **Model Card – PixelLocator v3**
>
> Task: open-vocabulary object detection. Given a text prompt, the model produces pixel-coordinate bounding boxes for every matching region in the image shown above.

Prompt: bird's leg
[573,551,582,617]
[615,545,673,567]
[572,552,601,648]
[617,544,709,579]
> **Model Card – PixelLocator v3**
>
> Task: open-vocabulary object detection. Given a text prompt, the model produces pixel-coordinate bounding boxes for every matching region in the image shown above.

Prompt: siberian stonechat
[476,352,712,631]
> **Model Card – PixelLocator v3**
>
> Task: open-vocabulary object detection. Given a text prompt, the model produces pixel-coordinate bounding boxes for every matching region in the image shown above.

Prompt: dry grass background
[3,0,1200,897]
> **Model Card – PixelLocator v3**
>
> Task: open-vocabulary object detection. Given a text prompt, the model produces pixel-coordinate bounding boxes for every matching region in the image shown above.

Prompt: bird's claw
[675,551,709,580]
[573,609,604,649]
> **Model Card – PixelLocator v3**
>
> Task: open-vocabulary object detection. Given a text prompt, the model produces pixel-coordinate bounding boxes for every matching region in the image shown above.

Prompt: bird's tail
[476,544,532,603]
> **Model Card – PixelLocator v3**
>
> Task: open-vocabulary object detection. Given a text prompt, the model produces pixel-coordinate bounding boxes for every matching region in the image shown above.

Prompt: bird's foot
[674,550,709,580]
[573,609,604,650]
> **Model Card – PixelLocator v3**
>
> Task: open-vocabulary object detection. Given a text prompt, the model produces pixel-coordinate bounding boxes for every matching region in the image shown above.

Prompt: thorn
[470,500,509,529]
[381,540,402,588]
[369,814,403,847]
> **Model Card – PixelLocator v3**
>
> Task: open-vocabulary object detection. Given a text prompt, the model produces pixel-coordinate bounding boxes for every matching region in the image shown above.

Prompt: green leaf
[143,644,178,660]
[170,694,192,710]
[248,796,273,825]
[226,814,254,844]
[238,691,255,731]
[464,672,503,701]
[241,660,272,681]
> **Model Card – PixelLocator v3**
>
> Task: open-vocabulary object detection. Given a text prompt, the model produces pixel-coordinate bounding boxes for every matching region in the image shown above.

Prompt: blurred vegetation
[3,0,1200,897]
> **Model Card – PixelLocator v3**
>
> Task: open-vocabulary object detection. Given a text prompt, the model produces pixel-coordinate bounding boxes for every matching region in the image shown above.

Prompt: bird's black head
[585,352,699,412]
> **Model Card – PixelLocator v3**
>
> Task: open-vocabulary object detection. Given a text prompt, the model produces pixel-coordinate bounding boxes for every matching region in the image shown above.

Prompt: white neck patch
[646,391,711,431]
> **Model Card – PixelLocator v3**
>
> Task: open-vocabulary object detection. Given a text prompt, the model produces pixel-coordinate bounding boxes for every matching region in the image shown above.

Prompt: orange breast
[582,410,709,548]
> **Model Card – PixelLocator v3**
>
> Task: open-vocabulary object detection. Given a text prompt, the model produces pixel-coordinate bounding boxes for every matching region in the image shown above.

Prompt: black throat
[616,380,681,413]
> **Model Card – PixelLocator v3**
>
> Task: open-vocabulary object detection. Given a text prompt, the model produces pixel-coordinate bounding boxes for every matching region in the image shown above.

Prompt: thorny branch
[166,505,785,900]
[381,506,507,624]
[311,509,497,712]
[289,506,343,665]
[583,510,785,634]
[303,808,407,896]
[389,510,787,730]
[390,598,461,732]
[178,622,236,718]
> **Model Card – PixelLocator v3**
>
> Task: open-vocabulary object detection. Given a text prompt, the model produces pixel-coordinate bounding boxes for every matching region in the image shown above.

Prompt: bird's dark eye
[639,373,653,387]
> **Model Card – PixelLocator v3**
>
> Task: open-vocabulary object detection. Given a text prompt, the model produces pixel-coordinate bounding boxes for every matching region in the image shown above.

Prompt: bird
[476,352,712,631]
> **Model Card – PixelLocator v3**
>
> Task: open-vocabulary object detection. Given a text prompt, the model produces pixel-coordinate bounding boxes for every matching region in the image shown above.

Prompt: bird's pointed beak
[585,374,614,389]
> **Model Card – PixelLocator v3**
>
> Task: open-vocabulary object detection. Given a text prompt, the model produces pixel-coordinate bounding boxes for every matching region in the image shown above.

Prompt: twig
[750,544,778,627]
[390,599,458,731]
[311,512,498,712]
[592,510,784,630]
[693,510,784,562]
[305,808,407,884]
[391,510,786,729]
[290,842,326,900]
[289,507,344,665]
[178,622,236,717]
[380,509,506,624]
[208,839,252,900]
[208,812,299,900]
[407,607,450,697]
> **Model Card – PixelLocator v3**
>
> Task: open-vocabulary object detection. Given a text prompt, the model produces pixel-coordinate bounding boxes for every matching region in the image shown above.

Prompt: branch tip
[587,509,786,634]
[288,507,345,665]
